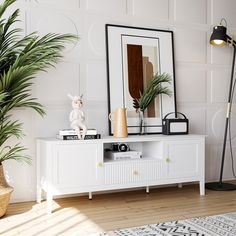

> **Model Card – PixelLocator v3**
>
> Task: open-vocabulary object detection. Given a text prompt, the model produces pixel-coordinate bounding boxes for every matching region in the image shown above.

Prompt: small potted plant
[0,0,77,216]
[133,73,172,134]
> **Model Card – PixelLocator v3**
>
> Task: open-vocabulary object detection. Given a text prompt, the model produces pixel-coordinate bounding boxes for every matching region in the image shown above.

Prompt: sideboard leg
[178,183,183,189]
[146,186,149,194]
[36,186,42,203]
[200,180,205,196]
[89,192,92,200]
[47,192,53,214]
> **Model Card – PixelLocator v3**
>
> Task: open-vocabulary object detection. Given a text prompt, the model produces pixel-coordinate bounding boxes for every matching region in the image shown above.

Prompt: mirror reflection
[122,36,161,119]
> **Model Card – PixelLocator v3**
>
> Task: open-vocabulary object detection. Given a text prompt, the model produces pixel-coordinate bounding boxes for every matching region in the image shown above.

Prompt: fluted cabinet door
[52,144,101,189]
[165,140,203,179]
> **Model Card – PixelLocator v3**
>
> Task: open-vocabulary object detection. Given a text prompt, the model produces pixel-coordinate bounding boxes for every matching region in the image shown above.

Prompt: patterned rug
[93,212,236,236]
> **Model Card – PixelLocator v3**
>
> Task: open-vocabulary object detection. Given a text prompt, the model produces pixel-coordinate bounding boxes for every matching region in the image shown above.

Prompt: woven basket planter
[0,187,13,217]
[0,164,13,217]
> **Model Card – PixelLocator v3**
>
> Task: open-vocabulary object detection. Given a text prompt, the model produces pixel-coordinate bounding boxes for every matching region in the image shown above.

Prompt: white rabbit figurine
[68,94,87,140]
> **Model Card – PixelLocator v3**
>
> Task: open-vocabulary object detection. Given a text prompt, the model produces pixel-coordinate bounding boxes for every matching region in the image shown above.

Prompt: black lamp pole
[206,23,236,190]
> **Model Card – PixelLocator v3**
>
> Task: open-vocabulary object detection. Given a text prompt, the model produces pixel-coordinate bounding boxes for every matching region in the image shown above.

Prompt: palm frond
[0,120,23,146]
[0,144,31,164]
[136,73,172,112]
[0,0,16,19]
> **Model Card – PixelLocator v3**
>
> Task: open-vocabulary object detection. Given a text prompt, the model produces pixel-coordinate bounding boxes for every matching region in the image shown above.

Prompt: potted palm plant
[133,73,172,134]
[0,0,77,216]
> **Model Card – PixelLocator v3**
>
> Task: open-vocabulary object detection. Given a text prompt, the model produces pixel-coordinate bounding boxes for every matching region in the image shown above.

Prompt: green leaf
[139,73,172,112]
[0,144,31,165]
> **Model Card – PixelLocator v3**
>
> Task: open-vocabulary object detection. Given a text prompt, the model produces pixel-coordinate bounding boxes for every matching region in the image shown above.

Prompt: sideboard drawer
[104,159,166,185]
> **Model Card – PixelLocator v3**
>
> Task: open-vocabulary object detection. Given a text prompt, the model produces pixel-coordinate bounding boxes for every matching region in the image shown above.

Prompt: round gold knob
[98,162,103,167]
[133,170,139,176]
[166,157,171,163]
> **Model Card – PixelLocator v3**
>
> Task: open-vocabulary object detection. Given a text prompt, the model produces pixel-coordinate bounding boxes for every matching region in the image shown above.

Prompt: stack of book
[56,129,101,140]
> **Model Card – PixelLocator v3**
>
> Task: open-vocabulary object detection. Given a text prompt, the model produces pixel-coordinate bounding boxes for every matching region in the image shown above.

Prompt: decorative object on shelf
[56,134,101,140]
[106,24,177,134]
[0,0,77,216]
[105,150,142,161]
[162,112,189,135]
[133,73,172,135]
[108,108,128,138]
[112,143,130,152]
[206,18,236,191]
[59,128,97,136]
[68,94,87,140]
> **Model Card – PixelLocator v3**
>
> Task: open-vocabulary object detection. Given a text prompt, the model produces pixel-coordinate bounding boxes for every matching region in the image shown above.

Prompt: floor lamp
[206,19,236,190]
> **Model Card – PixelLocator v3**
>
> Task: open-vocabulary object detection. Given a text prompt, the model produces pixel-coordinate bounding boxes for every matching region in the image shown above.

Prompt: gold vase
[0,164,13,217]
[109,108,128,138]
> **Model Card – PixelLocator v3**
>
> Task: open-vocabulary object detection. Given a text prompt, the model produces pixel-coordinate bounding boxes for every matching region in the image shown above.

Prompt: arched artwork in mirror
[122,36,161,119]
[106,24,176,134]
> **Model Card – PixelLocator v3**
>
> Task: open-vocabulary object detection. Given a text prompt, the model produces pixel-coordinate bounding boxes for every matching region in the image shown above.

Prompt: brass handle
[97,162,104,167]
[133,170,139,176]
[108,112,113,121]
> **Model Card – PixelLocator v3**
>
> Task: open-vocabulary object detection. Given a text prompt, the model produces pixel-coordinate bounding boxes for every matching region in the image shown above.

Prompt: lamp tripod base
[206,182,236,191]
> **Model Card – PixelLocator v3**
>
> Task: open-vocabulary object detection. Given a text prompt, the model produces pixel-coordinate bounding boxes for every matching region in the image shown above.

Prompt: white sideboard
[36,135,205,213]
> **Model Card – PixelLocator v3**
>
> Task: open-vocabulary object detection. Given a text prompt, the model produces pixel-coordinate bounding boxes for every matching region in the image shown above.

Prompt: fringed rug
[94,212,236,236]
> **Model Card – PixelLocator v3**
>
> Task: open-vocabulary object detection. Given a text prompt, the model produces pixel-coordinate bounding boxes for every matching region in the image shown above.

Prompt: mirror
[106,24,176,134]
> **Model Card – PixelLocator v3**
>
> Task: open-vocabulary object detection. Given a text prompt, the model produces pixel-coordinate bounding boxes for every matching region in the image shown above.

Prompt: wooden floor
[1,184,236,236]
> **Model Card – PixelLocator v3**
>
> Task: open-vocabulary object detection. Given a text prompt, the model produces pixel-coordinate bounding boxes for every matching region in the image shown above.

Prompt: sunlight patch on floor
[0,202,105,236]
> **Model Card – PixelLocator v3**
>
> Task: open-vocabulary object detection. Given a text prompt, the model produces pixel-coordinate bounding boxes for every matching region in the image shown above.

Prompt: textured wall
[3,0,236,202]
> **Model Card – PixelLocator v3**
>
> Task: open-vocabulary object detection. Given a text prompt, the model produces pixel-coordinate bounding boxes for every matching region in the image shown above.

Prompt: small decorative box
[162,112,189,135]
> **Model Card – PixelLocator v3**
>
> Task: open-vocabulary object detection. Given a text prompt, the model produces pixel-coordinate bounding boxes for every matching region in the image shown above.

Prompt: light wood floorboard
[1,184,236,235]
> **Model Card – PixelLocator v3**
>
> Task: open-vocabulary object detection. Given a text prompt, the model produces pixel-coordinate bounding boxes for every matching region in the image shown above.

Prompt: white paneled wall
[3,0,236,202]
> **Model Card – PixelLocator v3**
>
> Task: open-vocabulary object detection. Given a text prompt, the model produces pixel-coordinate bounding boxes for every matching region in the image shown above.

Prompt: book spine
[58,134,101,140]
[59,130,97,136]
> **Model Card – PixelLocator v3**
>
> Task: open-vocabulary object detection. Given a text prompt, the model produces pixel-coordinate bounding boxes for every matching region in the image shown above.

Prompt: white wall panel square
[28,6,82,60]
[132,0,169,20]
[210,70,231,103]
[207,107,225,143]
[210,44,232,65]
[175,29,207,63]
[207,145,222,180]
[35,62,80,104]
[206,105,236,144]
[177,106,206,134]
[32,0,80,10]
[174,0,207,24]
[176,69,206,102]
[212,0,236,27]
[86,63,107,101]
[86,0,126,15]
[34,107,71,137]
[29,6,81,43]
[86,107,108,135]
[209,145,236,181]
[84,18,107,58]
